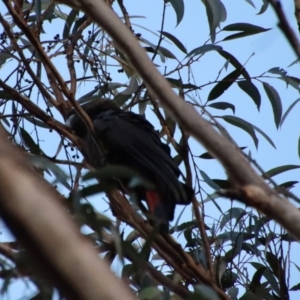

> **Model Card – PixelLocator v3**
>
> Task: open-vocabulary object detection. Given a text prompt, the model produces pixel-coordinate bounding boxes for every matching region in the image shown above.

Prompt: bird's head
[65,98,119,137]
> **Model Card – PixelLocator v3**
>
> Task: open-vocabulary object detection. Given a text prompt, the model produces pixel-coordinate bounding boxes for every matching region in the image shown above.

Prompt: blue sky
[0,0,300,299]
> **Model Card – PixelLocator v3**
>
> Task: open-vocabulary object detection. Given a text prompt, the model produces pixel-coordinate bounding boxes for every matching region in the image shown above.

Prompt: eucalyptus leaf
[201,0,227,43]
[63,9,79,39]
[218,50,251,80]
[169,0,185,26]
[251,123,276,149]
[19,127,44,155]
[262,82,282,128]
[160,31,187,53]
[208,101,235,114]
[208,68,242,100]
[186,44,222,58]
[28,156,71,190]
[265,165,300,178]
[200,170,221,190]
[280,98,300,127]
[222,115,258,148]
[257,0,269,15]
[222,23,270,41]
[237,80,261,110]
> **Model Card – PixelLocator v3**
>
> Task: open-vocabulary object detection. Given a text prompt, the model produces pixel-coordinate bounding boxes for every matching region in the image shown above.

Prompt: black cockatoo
[66,99,194,233]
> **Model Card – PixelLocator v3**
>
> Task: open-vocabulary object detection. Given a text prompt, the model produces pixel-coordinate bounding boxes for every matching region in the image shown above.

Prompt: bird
[66,99,194,233]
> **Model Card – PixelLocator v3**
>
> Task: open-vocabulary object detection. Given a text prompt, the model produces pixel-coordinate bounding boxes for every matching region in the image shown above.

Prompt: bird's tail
[145,184,194,234]
[145,191,172,234]
[176,183,194,205]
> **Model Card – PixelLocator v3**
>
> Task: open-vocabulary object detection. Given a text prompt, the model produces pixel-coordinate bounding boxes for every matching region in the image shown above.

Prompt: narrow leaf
[63,9,79,39]
[237,80,261,110]
[251,266,265,287]
[280,98,300,127]
[287,58,300,68]
[72,14,88,34]
[166,78,198,89]
[251,124,276,149]
[265,165,300,178]
[169,0,184,26]
[200,170,221,190]
[278,181,298,190]
[265,251,283,280]
[268,67,287,76]
[186,44,222,58]
[19,128,43,155]
[144,46,177,59]
[280,76,300,91]
[257,0,269,15]
[222,22,270,41]
[160,31,187,53]
[223,32,264,41]
[220,208,247,230]
[28,156,71,190]
[261,269,281,295]
[208,68,242,100]
[223,23,270,34]
[262,82,282,128]
[208,102,235,114]
[245,0,255,8]
[291,283,300,291]
[201,0,227,43]
[121,76,139,95]
[35,0,42,23]
[54,139,64,158]
[222,115,258,148]
[218,50,251,80]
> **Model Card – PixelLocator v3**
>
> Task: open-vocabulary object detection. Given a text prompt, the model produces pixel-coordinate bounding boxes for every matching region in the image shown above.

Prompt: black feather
[66,99,194,232]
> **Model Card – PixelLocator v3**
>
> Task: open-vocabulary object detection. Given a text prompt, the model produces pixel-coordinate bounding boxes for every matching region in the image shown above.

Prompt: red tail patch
[145,191,160,213]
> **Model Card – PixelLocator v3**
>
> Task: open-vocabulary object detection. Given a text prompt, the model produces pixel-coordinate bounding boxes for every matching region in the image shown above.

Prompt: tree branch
[0,127,135,300]
[269,0,300,60]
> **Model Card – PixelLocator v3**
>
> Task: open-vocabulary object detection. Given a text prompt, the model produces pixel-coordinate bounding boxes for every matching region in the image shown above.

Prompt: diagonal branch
[106,190,230,300]
[0,127,135,300]
[268,0,300,60]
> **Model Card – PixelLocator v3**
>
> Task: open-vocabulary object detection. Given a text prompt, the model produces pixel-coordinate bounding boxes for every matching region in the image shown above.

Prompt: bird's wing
[93,109,185,202]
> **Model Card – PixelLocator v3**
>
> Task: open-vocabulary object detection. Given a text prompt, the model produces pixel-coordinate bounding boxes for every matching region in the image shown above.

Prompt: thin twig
[269,0,300,59]
[117,0,132,30]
